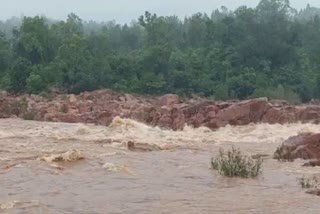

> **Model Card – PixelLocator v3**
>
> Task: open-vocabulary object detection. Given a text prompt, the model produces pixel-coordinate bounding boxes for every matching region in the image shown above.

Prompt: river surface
[1,118,320,213]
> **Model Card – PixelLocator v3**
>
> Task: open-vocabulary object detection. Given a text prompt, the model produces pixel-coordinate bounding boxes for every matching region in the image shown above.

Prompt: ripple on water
[1,118,320,213]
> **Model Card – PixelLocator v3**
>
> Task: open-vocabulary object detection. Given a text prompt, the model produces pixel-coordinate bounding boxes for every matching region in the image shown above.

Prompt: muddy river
[1,118,320,213]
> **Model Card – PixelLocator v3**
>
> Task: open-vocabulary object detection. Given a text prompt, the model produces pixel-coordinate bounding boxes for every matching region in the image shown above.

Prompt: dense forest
[1,0,320,102]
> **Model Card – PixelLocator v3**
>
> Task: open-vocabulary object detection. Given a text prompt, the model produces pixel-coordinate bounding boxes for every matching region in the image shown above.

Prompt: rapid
[1,118,320,213]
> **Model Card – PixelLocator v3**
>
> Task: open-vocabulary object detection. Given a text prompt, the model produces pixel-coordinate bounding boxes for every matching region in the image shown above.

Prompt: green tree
[13,16,51,65]
[9,58,32,93]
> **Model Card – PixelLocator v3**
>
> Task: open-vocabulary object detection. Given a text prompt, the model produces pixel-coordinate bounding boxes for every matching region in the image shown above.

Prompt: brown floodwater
[1,118,320,213]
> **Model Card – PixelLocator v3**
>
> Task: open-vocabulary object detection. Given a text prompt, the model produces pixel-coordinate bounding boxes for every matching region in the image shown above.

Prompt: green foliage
[0,74,11,90]
[211,147,263,178]
[13,16,51,64]
[297,176,319,189]
[0,1,320,102]
[251,85,301,103]
[26,73,44,94]
[227,68,257,99]
[9,57,32,93]
[213,84,229,101]
[0,33,11,73]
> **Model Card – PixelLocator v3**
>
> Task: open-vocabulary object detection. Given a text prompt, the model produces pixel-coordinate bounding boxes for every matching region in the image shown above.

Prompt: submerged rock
[274,133,320,161]
[0,200,18,210]
[127,141,162,152]
[251,154,270,159]
[40,150,84,163]
[102,162,126,172]
[303,160,320,167]
[306,189,320,196]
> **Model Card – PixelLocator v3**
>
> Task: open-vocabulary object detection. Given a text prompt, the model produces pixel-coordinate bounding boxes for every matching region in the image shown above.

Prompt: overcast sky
[1,0,319,23]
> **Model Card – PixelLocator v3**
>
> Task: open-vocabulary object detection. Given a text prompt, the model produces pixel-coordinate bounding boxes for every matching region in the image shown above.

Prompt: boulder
[211,98,270,127]
[274,133,320,161]
[158,94,180,106]
[303,160,320,167]
[306,189,320,196]
[3,89,320,131]
[297,106,320,122]
[262,107,298,124]
[127,141,162,152]
[68,94,77,104]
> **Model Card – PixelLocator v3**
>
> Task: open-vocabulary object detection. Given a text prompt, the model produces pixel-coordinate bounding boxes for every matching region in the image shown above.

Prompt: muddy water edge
[1,118,320,214]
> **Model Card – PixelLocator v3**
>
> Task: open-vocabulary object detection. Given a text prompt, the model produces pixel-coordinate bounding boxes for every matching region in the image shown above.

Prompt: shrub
[297,176,319,189]
[211,147,263,178]
[26,73,47,94]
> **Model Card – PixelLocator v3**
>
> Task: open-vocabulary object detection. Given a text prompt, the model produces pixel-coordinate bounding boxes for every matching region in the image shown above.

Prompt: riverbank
[1,89,320,130]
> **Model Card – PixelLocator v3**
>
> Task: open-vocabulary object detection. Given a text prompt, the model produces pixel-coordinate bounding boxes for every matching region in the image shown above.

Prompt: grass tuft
[297,176,319,189]
[211,147,263,178]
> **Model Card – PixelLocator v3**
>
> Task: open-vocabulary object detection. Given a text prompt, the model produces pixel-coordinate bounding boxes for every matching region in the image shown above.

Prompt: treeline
[1,0,320,102]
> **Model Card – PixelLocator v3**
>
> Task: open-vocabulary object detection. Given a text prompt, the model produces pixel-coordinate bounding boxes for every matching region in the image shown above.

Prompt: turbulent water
[1,118,320,213]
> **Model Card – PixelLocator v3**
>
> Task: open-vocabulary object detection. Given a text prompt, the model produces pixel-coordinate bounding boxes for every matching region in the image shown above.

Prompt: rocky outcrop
[158,94,180,106]
[1,89,320,130]
[274,133,320,161]
[210,98,270,128]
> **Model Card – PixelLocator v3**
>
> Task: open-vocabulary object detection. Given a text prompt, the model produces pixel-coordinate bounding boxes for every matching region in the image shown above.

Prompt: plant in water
[211,147,263,178]
[297,176,319,189]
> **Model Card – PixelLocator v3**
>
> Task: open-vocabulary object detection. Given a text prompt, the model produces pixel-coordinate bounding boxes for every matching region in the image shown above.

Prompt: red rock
[96,111,113,126]
[2,89,320,131]
[213,98,270,127]
[68,94,77,104]
[274,133,320,160]
[262,107,297,124]
[297,107,320,122]
[158,94,180,106]
[169,107,185,130]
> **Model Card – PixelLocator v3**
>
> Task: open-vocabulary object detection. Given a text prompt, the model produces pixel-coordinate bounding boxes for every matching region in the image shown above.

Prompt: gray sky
[1,0,320,23]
